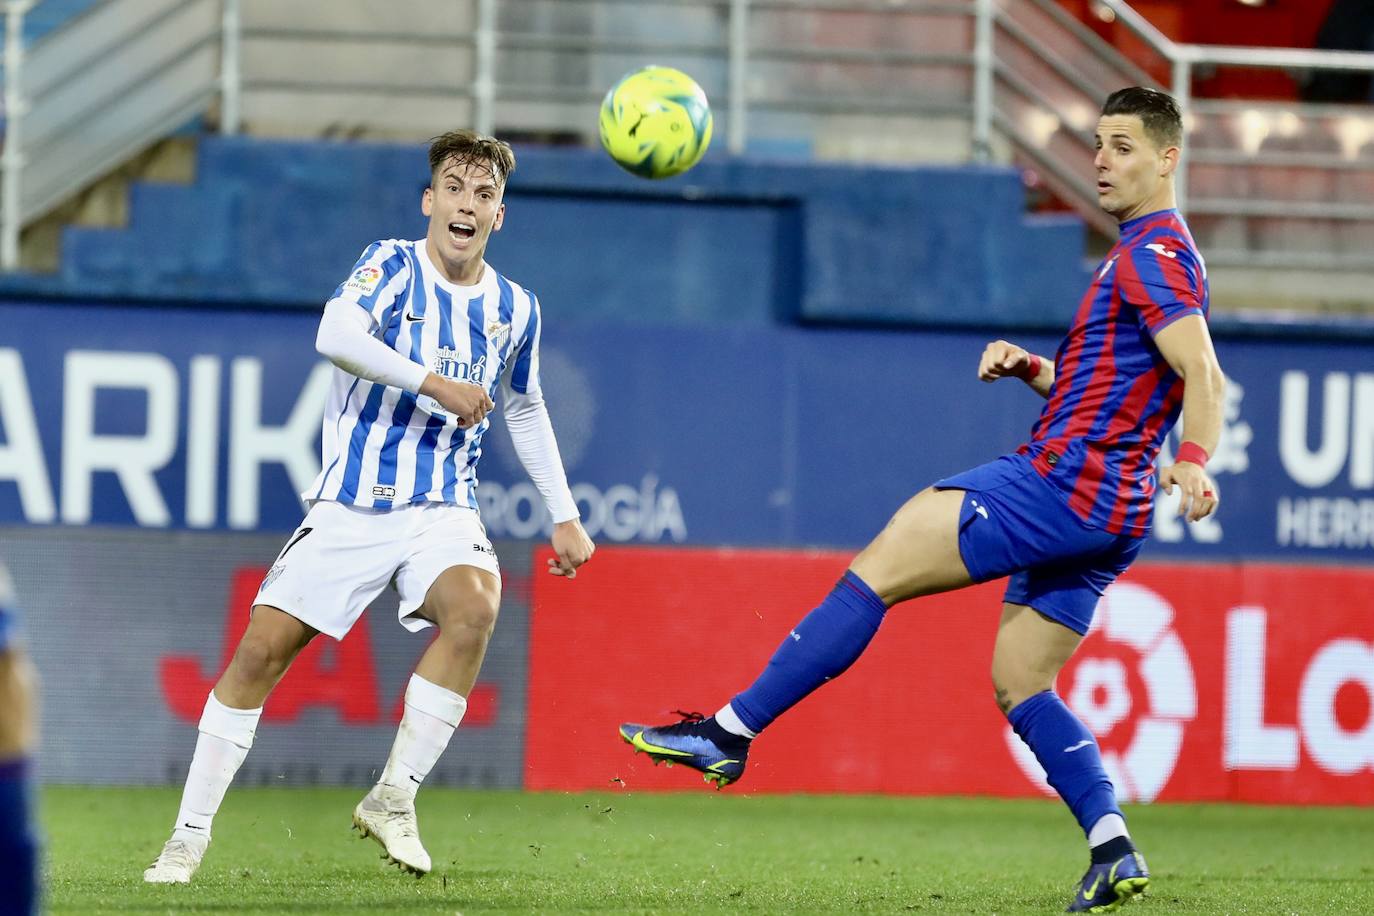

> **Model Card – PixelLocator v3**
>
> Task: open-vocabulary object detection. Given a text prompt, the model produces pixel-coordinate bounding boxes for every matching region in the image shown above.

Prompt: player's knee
[990,668,1049,716]
[991,656,1044,713]
[435,594,500,635]
[427,567,501,634]
[231,634,291,684]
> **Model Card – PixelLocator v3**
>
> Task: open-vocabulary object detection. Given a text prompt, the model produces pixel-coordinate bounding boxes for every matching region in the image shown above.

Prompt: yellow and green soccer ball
[599,66,713,179]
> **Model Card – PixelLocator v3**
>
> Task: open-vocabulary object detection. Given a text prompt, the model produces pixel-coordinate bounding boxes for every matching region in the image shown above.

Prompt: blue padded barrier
[50,136,1093,326]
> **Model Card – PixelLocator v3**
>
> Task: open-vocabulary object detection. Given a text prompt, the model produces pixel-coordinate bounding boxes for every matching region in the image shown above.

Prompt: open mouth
[448,221,476,242]
[1097,181,1113,194]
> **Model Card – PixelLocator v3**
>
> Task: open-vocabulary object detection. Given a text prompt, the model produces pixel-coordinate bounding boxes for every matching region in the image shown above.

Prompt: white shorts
[253,500,501,640]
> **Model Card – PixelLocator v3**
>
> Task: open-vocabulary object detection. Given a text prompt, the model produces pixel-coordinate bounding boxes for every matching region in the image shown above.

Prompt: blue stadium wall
[42,138,1091,327]
[2,298,1372,562]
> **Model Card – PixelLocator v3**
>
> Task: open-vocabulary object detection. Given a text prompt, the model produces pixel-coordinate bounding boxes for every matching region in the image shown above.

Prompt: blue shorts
[934,453,1145,635]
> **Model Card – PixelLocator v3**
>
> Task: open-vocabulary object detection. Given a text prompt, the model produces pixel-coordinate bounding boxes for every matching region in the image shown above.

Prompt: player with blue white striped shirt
[307,234,552,512]
[146,130,595,885]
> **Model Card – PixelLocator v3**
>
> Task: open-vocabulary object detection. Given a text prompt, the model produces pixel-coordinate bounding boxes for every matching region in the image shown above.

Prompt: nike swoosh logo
[405,311,425,322]
[1082,875,1102,901]
[629,731,693,758]
[705,759,740,772]
[1064,739,1093,753]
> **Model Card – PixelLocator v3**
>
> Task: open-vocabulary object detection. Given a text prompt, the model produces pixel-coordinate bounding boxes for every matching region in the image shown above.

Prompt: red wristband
[1175,441,1210,467]
[1020,354,1043,381]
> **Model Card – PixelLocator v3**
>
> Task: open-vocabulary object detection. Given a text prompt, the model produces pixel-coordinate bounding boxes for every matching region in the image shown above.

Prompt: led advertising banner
[3,299,1373,561]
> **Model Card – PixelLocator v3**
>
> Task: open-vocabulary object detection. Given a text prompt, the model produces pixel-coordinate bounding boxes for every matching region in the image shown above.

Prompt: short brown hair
[427,129,516,187]
[1101,86,1183,149]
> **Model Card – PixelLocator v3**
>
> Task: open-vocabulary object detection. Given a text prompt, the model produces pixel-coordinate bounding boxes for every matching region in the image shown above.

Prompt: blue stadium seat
[53,134,1092,326]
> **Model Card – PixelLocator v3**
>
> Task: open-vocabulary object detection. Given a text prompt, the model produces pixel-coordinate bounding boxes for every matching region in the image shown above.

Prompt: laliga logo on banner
[1005,583,1197,802]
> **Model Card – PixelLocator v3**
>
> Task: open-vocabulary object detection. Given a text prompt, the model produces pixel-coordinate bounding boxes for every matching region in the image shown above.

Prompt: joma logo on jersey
[432,348,487,385]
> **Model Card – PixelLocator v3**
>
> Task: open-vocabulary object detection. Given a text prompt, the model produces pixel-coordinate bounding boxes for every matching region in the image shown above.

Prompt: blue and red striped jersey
[1020,208,1208,536]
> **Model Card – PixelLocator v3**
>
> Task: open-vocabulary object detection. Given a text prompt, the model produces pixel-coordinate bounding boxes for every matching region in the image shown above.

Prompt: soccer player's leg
[356,509,500,876]
[146,502,395,884]
[620,485,972,787]
[994,542,1149,912]
[144,604,317,884]
[0,606,40,916]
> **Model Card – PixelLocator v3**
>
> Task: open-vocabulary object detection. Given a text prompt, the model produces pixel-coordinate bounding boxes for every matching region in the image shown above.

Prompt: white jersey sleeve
[501,293,578,522]
[315,299,429,394]
[330,239,413,327]
[503,382,579,523]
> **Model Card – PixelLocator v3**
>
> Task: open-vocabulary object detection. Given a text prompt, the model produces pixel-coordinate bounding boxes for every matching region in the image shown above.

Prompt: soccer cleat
[352,784,432,876]
[142,835,208,884]
[618,712,750,789]
[1066,851,1150,913]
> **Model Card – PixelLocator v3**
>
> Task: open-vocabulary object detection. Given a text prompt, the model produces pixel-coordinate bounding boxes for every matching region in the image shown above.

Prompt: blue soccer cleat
[1066,851,1150,913]
[618,712,750,789]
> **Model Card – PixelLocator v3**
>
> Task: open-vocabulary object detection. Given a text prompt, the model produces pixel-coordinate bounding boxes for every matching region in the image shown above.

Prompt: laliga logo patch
[1004,583,1197,802]
[344,266,384,296]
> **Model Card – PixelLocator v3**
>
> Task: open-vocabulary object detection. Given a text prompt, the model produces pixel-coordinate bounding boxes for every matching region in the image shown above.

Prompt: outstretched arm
[978,339,1054,399]
[1153,314,1225,522]
[504,385,595,578]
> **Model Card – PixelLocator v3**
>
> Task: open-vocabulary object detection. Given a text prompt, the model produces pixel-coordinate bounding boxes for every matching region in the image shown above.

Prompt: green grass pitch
[44,787,1371,914]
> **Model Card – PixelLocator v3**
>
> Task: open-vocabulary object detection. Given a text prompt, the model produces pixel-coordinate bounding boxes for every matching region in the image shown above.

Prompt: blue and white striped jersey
[305,238,543,511]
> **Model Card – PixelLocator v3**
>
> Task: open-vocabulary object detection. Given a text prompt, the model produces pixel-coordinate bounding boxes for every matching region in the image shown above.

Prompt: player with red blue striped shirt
[620,87,1222,914]
[1022,207,1207,537]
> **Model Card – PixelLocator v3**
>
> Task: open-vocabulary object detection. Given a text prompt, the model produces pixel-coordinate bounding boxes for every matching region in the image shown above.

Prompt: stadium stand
[2,0,1374,317]
[47,135,1090,326]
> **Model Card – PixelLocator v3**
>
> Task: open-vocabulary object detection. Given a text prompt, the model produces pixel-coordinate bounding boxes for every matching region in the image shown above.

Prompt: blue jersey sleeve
[1120,235,1206,337]
[329,240,411,328]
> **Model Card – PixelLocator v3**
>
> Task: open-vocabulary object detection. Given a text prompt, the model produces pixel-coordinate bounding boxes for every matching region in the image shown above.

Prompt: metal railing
[0,0,237,269]
[8,0,1374,282]
[1099,0,1374,214]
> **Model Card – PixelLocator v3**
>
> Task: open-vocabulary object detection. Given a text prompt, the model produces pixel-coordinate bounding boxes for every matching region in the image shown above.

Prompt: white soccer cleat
[352,784,432,876]
[142,835,208,884]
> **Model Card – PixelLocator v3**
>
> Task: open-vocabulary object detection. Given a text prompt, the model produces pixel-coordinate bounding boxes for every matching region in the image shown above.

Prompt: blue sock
[1007,691,1123,838]
[0,757,39,915]
[730,571,887,734]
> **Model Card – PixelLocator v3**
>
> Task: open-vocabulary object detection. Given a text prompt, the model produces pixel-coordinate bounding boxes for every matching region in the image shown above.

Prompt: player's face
[422,156,506,283]
[1093,114,1178,222]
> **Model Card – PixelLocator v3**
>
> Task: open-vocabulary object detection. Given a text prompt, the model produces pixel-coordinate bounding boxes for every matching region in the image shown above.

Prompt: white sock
[378,674,467,800]
[171,691,262,843]
[1087,813,1130,847]
[714,702,757,739]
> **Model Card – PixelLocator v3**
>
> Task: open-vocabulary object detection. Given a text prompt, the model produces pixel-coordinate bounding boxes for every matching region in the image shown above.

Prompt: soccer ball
[599,66,713,179]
